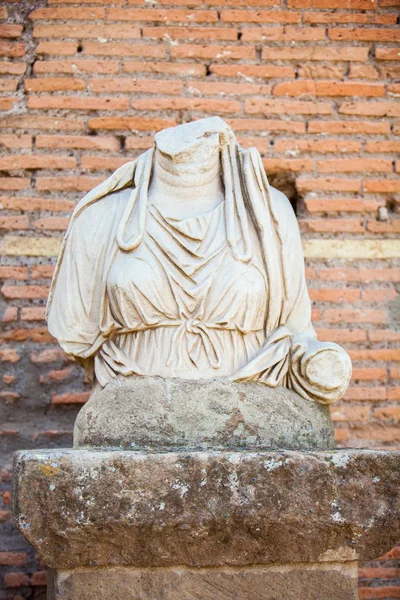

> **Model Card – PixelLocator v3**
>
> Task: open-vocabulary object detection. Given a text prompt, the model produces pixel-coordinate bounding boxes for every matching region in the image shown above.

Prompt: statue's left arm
[273,187,352,404]
[232,154,351,404]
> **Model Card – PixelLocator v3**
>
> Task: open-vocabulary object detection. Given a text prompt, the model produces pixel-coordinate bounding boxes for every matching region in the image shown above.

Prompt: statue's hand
[291,336,352,393]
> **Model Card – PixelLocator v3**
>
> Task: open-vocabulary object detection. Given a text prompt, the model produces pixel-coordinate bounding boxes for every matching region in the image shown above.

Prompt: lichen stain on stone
[264,458,287,472]
[39,462,61,478]
[329,453,350,469]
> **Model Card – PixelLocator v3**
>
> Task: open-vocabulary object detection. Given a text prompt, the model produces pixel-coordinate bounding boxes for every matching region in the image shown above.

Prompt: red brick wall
[0,0,399,597]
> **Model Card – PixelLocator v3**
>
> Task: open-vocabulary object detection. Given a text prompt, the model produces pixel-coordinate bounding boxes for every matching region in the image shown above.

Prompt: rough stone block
[74,376,334,451]
[13,448,400,570]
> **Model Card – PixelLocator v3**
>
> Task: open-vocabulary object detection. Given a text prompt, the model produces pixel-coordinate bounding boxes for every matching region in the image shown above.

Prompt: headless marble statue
[47,117,351,408]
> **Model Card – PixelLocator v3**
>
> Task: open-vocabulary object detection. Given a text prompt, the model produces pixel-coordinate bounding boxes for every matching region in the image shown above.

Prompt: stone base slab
[48,562,359,600]
[13,448,400,570]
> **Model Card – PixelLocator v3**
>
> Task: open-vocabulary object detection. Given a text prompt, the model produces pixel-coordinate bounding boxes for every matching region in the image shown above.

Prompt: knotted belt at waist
[111,320,264,371]
[115,319,263,335]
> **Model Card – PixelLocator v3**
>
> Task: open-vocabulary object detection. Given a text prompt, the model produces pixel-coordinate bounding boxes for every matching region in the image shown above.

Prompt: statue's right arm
[46,192,128,360]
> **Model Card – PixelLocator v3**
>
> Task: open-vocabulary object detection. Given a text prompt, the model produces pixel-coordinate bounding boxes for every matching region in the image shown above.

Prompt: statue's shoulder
[70,159,138,229]
[268,185,298,232]
[268,185,295,218]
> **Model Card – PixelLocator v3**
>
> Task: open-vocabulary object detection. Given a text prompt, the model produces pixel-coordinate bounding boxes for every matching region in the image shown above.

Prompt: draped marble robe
[47,142,351,405]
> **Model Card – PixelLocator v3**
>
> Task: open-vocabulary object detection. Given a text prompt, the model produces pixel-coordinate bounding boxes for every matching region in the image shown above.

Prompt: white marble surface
[47,117,351,404]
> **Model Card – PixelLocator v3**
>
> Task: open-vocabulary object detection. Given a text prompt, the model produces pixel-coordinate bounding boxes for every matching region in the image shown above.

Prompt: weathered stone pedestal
[12,380,400,599]
[13,448,400,600]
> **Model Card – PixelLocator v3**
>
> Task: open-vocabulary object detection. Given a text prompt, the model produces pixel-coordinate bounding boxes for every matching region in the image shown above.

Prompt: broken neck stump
[12,118,400,599]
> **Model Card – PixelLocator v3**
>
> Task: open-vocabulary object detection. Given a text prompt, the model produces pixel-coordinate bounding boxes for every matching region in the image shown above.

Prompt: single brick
[81,156,129,170]
[0,61,26,75]
[0,348,20,363]
[273,80,384,97]
[33,217,69,230]
[343,387,387,401]
[30,7,105,19]
[1,285,50,299]
[331,405,370,422]
[0,115,85,130]
[142,26,238,40]
[36,41,79,55]
[320,268,400,282]
[82,42,165,58]
[245,98,332,115]
[0,552,27,566]
[317,158,392,173]
[4,572,30,588]
[171,44,255,60]
[309,288,360,302]
[368,330,400,342]
[305,12,396,23]
[36,134,120,151]
[275,139,361,153]
[298,65,346,79]
[30,348,66,364]
[221,10,301,23]
[359,568,400,579]
[0,134,32,150]
[25,77,86,92]
[301,218,365,233]
[20,307,46,321]
[287,0,376,7]
[52,392,90,404]
[365,141,400,153]
[366,221,400,233]
[329,28,400,42]
[348,64,379,80]
[40,367,74,383]
[2,307,18,322]
[31,571,48,586]
[262,46,368,61]
[209,64,295,78]
[263,158,313,172]
[0,178,30,190]
[87,116,177,131]
[240,27,285,41]
[376,48,400,60]
[363,180,400,193]
[0,41,25,58]
[27,96,129,110]
[123,61,205,76]
[34,59,119,74]
[107,8,218,22]
[1,196,75,211]
[308,120,390,134]
[31,265,55,279]
[131,97,241,113]
[350,350,400,361]
[316,329,367,343]
[352,368,387,381]
[33,23,141,39]
[339,101,400,117]
[0,266,28,280]
[297,177,361,192]
[228,118,306,133]
[0,155,77,170]
[188,82,271,96]
[0,215,30,230]
[88,78,182,94]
